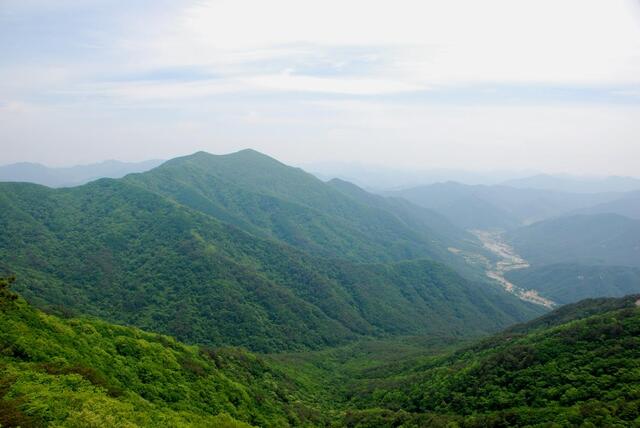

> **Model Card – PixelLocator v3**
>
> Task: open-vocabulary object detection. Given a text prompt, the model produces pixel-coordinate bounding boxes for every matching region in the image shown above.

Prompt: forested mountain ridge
[123,150,484,266]
[0,151,542,352]
[336,295,640,427]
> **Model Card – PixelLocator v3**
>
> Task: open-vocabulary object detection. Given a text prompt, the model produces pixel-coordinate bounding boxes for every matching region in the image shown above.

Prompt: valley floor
[470,229,556,308]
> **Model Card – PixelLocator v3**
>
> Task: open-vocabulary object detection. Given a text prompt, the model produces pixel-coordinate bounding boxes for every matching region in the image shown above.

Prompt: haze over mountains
[0,159,164,188]
[307,162,640,193]
[503,173,640,194]
[388,182,636,229]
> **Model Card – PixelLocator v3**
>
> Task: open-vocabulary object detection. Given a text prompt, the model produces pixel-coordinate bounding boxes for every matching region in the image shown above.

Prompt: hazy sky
[1,0,640,175]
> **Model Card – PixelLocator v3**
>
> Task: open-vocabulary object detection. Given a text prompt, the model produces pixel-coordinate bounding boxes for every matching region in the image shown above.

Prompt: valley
[471,229,556,308]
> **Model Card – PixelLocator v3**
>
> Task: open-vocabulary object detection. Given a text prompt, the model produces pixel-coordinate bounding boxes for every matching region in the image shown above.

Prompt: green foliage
[2,278,639,427]
[503,294,640,335]
[0,289,323,427]
[0,275,18,303]
[125,150,485,266]
[339,297,640,427]
[0,151,541,352]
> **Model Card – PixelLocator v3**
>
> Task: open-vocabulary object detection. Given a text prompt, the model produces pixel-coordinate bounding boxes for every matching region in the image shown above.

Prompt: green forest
[2,151,639,427]
[2,277,639,427]
[0,151,539,352]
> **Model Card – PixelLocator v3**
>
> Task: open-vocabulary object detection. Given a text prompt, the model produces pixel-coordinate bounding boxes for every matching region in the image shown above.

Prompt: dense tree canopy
[0,151,540,352]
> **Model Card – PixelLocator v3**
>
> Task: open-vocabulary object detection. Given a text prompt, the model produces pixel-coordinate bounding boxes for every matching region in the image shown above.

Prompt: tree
[0,275,18,302]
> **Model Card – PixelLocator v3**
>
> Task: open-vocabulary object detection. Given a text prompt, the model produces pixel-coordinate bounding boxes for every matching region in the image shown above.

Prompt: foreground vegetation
[2,275,639,427]
[338,295,640,427]
[0,277,323,427]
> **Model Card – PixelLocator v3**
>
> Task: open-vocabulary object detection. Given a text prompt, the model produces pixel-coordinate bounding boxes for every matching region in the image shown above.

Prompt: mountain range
[0,150,540,353]
[502,173,640,194]
[387,182,628,230]
[2,149,640,427]
[0,159,164,188]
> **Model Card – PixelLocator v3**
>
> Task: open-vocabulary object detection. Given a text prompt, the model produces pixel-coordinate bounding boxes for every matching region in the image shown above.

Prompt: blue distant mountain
[0,159,164,187]
[502,173,640,194]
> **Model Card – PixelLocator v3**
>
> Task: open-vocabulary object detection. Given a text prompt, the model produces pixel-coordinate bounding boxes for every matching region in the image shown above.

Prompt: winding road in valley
[471,230,556,308]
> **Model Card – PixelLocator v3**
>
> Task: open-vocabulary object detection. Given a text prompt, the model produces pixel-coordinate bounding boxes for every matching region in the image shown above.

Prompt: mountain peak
[170,148,279,165]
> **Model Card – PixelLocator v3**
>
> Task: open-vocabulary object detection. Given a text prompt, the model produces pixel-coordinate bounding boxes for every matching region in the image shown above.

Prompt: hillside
[336,294,640,427]
[0,152,542,352]
[0,277,320,427]
[124,150,483,265]
[505,263,640,304]
[506,213,640,267]
[4,275,639,427]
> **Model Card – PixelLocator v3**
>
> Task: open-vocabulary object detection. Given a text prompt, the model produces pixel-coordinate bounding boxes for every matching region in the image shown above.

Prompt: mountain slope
[506,213,640,267]
[0,277,319,427]
[326,178,490,278]
[124,150,480,265]
[388,182,520,229]
[0,157,542,352]
[505,263,640,304]
[340,295,640,427]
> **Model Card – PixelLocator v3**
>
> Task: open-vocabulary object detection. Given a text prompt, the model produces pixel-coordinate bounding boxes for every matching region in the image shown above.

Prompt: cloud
[1,0,640,175]
[130,0,640,86]
[243,73,427,95]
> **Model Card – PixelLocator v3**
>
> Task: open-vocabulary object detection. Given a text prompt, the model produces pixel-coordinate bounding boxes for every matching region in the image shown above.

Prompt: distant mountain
[304,162,534,190]
[0,159,164,187]
[506,213,640,267]
[505,263,640,304]
[503,173,640,194]
[0,150,541,352]
[570,190,640,220]
[388,182,619,230]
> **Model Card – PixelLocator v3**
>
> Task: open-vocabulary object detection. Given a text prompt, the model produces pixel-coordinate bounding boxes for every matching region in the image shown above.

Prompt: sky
[1,0,640,175]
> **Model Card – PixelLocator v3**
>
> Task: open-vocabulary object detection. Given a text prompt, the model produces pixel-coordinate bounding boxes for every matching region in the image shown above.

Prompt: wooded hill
[0,151,541,352]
